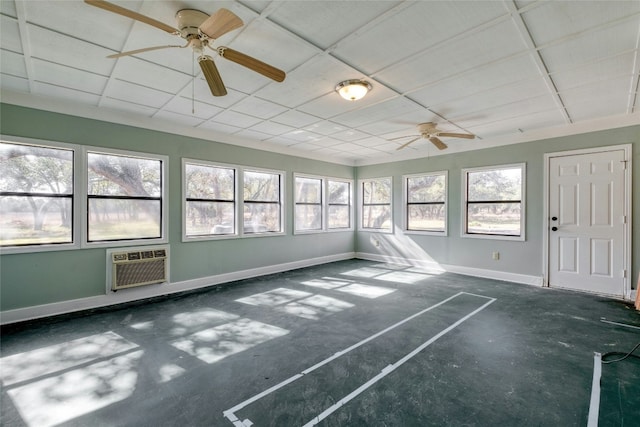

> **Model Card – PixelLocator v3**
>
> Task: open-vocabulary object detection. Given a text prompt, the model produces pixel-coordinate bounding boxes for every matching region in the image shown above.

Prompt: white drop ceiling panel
[105,79,174,108]
[522,1,640,46]
[1,15,22,53]
[1,49,26,78]
[0,0,638,165]
[32,59,108,95]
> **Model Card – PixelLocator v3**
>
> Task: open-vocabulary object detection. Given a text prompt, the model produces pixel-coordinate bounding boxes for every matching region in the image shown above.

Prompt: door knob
[551,226,558,231]
[551,216,558,221]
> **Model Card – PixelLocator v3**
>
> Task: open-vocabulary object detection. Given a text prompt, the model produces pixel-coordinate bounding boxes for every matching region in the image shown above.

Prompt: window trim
[0,136,81,254]
[82,146,168,248]
[182,158,238,241]
[403,171,448,236]
[358,176,393,234]
[294,174,323,234]
[241,166,286,237]
[327,177,353,232]
[293,174,354,235]
[0,136,169,253]
[461,163,526,241]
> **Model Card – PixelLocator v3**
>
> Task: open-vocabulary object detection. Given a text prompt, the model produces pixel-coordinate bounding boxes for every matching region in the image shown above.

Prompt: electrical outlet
[374,240,380,247]
[492,251,500,260]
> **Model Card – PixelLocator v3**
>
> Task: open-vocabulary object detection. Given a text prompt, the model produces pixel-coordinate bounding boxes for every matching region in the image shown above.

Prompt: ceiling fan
[392,122,475,151]
[84,0,285,97]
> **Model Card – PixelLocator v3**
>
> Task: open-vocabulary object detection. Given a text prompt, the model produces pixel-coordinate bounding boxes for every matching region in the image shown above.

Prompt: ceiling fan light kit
[335,79,372,101]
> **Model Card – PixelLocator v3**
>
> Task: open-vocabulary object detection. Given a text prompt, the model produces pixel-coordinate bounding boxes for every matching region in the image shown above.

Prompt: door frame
[542,144,632,299]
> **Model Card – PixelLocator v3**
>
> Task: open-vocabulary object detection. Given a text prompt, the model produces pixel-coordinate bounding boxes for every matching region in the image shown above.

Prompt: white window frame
[462,163,526,241]
[1,136,168,253]
[327,177,354,232]
[182,158,238,241]
[359,176,393,233]
[293,174,354,234]
[241,166,286,237]
[83,146,168,249]
[0,136,81,254]
[403,171,448,236]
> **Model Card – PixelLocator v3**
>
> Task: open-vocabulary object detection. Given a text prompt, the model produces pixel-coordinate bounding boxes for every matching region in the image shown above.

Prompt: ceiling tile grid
[0,0,638,165]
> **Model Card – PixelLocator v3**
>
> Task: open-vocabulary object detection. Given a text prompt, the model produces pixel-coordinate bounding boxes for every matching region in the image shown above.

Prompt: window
[360,177,392,232]
[243,169,283,234]
[87,151,164,242]
[405,172,447,234]
[0,141,74,247]
[295,176,322,231]
[293,175,353,233]
[184,162,236,237]
[463,163,525,240]
[328,179,351,230]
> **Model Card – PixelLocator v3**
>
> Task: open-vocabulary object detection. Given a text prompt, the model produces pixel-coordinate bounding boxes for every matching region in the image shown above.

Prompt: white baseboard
[0,252,355,325]
[355,252,544,286]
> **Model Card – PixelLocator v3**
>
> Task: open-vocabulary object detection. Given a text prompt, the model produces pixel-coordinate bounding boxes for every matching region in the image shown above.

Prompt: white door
[548,149,626,296]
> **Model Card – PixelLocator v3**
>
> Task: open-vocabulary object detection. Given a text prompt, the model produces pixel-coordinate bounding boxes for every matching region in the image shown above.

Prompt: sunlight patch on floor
[336,283,396,298]
[236,288,312,307]
[170,319,288,364]
[0,331,137,386]
[279,295,354,320]
[4,347,143,427]
[170,308,239,336]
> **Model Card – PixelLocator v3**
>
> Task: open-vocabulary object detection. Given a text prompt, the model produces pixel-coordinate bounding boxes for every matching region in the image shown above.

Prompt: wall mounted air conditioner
[110,247,168,291]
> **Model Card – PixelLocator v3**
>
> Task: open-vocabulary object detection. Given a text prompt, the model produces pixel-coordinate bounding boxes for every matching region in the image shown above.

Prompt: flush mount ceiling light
[335,79,372,101]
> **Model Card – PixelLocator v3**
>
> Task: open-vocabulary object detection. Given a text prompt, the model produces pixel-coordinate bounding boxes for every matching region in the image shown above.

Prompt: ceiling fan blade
[107,42,189,59]
[199,8,243,40]
[396,137,421,151]
[429,137,448,150]
[84,0,178,34]
[218,47,286,82]
[389,134,419,141]
[199,56,227,97]
[436,132,475,139]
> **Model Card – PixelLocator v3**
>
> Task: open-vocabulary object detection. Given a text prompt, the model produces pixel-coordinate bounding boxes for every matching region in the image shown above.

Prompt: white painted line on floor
[600,318,640,330]
[587,352,602,427]
[222,291,495,426]
[302,297,496,426]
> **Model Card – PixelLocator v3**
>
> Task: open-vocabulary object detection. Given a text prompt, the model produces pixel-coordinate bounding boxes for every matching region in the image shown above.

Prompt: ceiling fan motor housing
[175,9,209,39]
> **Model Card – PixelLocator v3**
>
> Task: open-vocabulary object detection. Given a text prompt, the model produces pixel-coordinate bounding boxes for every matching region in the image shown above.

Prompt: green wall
[356,125,639,286]
[0,103,637,314]
[0,104,355,311]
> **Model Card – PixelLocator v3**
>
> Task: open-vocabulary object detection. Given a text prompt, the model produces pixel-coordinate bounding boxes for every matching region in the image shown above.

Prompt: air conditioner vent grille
[110,247,168,291]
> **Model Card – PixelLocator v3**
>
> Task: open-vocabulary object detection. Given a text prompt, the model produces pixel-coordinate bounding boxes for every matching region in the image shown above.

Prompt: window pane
[328,205,350,229]
[328,181,349,204]
[244,203,280,233]
[186,164,234,200]
[407,175,445,203]
[468,168,521,201]
[295,205,322,230]
[0,143,73,194]
[88,199,161,241]
[363,178,390,204]
[467,202,521,235]
[362,205,391,230]
[408,205,445,231]
[295,177,321,203]
[0,196,72,245]
[88,153,161,197]
[186,201,234,236]
[244,171,279,202]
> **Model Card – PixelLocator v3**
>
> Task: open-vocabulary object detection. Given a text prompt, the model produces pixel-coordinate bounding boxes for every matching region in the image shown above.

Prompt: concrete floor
[1,259,639,426]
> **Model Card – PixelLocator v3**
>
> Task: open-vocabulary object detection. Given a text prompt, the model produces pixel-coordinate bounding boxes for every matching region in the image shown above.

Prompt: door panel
[548,150,625,296]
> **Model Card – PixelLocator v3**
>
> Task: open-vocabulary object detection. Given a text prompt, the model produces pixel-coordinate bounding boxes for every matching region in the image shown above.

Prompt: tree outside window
[464,164,524,238]
[87,152,163,242]
[406,172,446,232]
[361,177,392,231]
[185,163,235,236]
[243,170,282,233]
[0,142,73,246]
